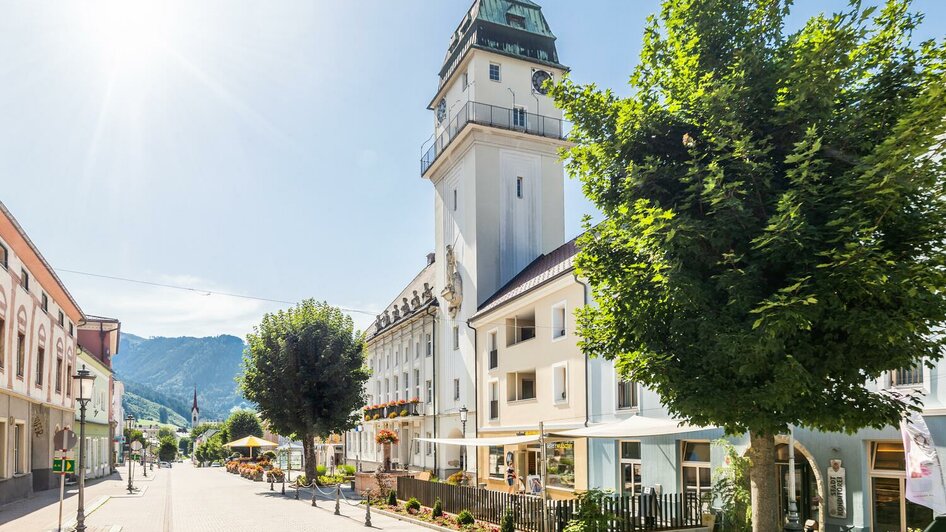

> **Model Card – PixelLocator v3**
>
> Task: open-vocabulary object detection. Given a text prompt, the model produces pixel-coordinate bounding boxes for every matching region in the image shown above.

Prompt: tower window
[453,189,457,211]
[506,14,525,28]
[516,177,524,199]
[462,72,469,90]
[513,107,527,128]
[489,63,501,82]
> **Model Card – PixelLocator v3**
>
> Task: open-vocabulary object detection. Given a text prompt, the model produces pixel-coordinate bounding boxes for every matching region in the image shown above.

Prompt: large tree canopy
[550,0,945,528]
[224,409,264,441]
[239,299,368,480]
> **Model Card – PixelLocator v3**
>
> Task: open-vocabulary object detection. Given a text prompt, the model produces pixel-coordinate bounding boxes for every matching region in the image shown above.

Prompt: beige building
[0,201,84,505]
[470,239,589,498]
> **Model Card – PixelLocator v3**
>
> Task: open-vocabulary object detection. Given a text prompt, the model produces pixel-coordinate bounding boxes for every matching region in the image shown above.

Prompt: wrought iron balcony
[421,100,567,175]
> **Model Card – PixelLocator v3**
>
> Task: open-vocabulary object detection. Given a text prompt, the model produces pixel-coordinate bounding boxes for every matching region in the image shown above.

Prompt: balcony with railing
[421,100,567,175]
[363,400,423,422]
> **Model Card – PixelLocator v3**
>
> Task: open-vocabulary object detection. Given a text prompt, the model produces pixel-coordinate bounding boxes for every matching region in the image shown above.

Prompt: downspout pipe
[574,274,591,428]
[465,317,478,482]
[426,305,439,477]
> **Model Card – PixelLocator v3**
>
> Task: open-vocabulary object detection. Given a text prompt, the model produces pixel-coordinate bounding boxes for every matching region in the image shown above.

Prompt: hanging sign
[53,459,75,474]
[901,411,946,514]
[826,460,847,518]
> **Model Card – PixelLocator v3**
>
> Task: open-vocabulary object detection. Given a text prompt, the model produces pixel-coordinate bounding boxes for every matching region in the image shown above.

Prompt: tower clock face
[436,99,447,123]
[532,70,552,95]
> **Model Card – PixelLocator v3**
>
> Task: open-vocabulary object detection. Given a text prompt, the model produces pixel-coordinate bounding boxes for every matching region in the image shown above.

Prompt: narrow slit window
[516,177,524,199]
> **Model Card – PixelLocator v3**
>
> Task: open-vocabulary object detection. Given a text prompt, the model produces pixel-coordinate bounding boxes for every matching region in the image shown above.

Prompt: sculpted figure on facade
[440,244,463,318]
[411,290,421,308]
[392,304,401,321]
[401,298,411,315]
[422,283,433,301]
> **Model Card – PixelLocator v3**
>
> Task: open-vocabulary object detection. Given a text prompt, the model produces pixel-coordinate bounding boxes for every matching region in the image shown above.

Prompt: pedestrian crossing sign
[53,459,75,474]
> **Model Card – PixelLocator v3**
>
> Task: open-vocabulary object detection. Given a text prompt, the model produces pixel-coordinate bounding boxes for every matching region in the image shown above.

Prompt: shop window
[681,441,711,500]
[489,445,505,478]
[620,441,642,496]
[546,441,575,490]
[870,441,933,530]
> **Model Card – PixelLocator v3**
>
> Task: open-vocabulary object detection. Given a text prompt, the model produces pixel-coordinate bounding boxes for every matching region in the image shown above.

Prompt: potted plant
[375,429,399,472]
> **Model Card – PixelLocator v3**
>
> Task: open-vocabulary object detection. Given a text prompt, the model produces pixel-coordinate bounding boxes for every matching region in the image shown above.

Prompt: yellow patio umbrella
[223,435,278,459]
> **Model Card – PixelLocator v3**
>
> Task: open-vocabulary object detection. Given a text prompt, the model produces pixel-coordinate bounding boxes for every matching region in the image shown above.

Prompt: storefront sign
[901,412,946,514]
[827,460,847,518]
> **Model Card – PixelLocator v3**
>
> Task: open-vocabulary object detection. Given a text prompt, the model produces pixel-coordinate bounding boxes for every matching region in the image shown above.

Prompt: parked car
[210,462,222,467]
[160,461,172,468]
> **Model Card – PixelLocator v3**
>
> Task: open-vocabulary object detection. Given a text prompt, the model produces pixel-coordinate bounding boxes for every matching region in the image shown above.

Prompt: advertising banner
[827,460,847,518]
[901,411,946,514]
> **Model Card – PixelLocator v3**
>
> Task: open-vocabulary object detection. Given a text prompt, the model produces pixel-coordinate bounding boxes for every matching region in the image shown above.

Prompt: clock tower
[422,0,568,473]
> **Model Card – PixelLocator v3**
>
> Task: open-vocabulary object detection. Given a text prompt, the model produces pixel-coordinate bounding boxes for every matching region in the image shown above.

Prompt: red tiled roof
[474,236,579,317]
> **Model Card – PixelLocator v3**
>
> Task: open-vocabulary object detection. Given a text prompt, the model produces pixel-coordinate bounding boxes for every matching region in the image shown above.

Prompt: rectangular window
[870,441,934,530]
[513,107,527,128]
[552,303,566,339]
[488,331,498,369]
[516,176,524,199]
[384,378,390,402]
[505,310,536,346]
[552,363,567,403]
[414,369,420,400]
[0,420,5,477]
[452,189,458,211]
[489,381,499,420]
[58,311,64,327]
[415,341,420,359]
[425,379,432,403]
[426,334,432,357]
[681,441,712,500]
[68,322,74,337]
[16,333,25,378]
[402,372,409,399]
[0,242,7,269]
[35,347,44,387]
[617,380,638,410]
[20,269,29,291]
[426,432,432,455]
[890,364,923,387]
[507,371,536,401]
[506,13,525,28]
[393,376,399,401]
[14,423,25,474]
[488,446,505,478]
[453,378,460,401]
[547,441,576,489]
[489,63,501,81]
[66,364,72,396]
[462,72,469,90]
[453,326,460,350]
[620,441,642,496]
[0,318,4,370]
[41,293,48,313]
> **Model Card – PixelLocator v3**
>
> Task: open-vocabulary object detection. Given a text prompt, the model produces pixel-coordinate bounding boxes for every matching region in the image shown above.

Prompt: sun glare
[80,0,174,66]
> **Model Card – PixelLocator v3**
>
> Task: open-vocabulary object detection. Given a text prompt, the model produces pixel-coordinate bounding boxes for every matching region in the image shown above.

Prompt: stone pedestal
[354,470,415,496]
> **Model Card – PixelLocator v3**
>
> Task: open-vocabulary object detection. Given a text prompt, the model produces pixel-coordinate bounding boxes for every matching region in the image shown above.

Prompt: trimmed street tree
[550,0,946,529]
[239,299,369,482]
[225,409,264,440]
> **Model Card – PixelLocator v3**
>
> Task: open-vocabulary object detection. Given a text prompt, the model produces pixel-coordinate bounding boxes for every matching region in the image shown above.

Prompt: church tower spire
[191,386,199,427]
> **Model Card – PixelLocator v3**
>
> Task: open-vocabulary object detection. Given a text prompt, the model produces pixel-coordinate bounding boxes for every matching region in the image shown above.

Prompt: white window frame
[551,362,568,404]
[414,369,420,401]
[551,300,567,341]
[13,420,26,475]
[462,72,469,90]
[680,440,712,500]
[616,378,639,411]
[489,62,501,82]
[506,370,537,402]
[425,379,432,404]
[487,328,499,370]
[426,432,432,455]
[516,176,524,199]
[453,326,460,350]
[513,106,527,128]
[618,441,642,496]
[488,379,499,421]
[453,378,460,401]
[0,419,6,477]
[426,334,432,357]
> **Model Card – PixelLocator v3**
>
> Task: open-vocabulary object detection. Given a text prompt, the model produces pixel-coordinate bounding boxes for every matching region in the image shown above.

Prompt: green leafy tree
[225,409,263,440]
[713,440,752,531]
[239,299,369,482]
[157,426,177,441]
[189,422,218,442]
[158,436,178,462]
[178,436,191,456]
[550,1,946,530]
[158,406,169,424]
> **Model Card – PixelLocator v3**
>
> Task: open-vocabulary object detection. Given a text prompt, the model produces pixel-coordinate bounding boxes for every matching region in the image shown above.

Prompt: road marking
[163,466,173,532]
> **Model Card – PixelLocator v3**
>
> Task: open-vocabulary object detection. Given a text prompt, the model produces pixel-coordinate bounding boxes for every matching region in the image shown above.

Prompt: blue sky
[1,0,941,338]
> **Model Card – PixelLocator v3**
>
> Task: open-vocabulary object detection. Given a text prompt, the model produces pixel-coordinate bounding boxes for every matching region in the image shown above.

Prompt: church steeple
[191,386,199,427]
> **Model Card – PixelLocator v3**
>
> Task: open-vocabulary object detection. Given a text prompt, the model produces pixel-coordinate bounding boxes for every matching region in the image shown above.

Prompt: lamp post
[72,366,96,532]
[125,415,135,493]
[785,427,803,531]
[458,406,468,476]
[356,423,364,473]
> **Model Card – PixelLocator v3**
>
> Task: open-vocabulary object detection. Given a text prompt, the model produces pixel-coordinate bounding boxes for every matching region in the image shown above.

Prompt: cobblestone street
[0,462,424,532]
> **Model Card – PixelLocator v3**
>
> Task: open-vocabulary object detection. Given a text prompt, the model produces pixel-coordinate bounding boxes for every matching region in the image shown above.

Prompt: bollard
[335,484,341,515]
[295,479,300,500]
[270,479,274,491]
[312,484,318,507]
[365,493,372,527]
[281,475,285,496]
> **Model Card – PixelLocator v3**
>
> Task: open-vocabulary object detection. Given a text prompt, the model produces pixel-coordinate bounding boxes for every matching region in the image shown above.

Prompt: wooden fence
[396,477,702,531]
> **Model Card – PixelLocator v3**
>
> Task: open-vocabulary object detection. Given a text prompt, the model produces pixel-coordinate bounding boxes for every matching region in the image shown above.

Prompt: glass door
[871,476,934,531]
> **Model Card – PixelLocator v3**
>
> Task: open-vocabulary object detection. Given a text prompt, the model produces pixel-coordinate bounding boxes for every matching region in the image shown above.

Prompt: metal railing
[421,101,567,175]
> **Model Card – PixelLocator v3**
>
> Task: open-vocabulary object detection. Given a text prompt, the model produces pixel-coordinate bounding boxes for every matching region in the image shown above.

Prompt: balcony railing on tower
[421,100,567,175]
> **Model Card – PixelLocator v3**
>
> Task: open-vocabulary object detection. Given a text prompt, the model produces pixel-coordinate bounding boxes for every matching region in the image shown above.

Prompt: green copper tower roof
[438,0,565,86]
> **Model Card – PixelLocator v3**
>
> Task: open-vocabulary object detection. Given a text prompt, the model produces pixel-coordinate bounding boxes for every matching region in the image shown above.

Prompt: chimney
[426,252,436,265]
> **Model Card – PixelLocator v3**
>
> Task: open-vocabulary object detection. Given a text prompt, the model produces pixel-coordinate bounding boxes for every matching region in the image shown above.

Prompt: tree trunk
[302,435,316,483]
[383,443,391,472]
[747,432,780,532]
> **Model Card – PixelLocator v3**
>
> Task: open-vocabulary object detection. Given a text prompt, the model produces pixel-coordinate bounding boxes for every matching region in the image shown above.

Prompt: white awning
[551,415,716,439]
[417,435,539,447]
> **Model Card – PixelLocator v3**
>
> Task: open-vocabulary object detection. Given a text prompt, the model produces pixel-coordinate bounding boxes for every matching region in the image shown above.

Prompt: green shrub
[316,465,327,476]
[405,497,421,512]
[318,474,344,485]
[387,489,397,506]
[338,464,356,476]
[432,498,443,517]
[446,471,468,486]
[296,474,308,486]
[500,508,515,532]
[457,509,475,526]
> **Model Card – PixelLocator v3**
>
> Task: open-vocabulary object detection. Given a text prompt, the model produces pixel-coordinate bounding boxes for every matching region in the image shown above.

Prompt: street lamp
[72,366,96,532]
[458,406,468,474]
[784,427,802,531]
[355,423,364,473]
[125,415,135,493]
